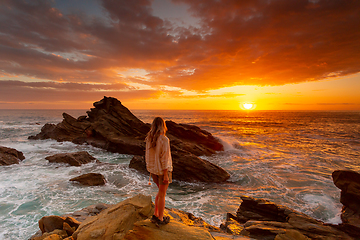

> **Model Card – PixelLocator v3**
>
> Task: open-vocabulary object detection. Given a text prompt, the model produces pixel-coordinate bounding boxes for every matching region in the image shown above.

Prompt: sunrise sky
[0,0,359,110]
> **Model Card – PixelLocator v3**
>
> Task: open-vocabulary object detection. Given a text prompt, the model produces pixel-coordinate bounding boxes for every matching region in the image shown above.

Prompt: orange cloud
[0,0,359,96]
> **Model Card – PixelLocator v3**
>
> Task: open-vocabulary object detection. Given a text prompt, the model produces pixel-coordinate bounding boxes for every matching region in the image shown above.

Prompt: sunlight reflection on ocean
[0,109,359,239]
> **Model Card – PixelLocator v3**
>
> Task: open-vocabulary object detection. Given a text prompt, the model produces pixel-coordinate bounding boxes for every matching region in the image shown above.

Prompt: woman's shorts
[151,172,172,185]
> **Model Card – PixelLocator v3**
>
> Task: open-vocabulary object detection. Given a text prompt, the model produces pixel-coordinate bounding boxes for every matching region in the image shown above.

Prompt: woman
[145,117,173,226]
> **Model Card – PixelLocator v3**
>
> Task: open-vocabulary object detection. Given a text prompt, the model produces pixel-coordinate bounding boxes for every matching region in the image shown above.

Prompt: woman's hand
[163,169,169,184]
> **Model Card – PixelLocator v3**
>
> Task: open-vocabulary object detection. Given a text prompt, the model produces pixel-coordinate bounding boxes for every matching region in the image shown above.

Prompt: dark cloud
[165,0,360,89]
[0,80,158,102]
[0,0,359,94]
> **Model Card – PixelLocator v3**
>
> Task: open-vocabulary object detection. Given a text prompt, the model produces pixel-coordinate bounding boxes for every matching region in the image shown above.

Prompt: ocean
[0,109,359,239]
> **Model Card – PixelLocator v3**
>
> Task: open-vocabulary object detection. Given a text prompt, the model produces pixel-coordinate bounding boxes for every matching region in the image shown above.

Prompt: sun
[241,103,255,110]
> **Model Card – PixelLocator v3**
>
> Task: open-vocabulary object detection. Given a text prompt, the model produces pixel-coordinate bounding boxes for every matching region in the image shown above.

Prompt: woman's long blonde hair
[146,117,167,148]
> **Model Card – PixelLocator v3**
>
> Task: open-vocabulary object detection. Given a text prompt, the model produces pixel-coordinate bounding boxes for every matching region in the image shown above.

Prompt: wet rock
[331,170,360,239]
[333,206,360,239]
[69,173,106,186]
[332,170,360,214]
[45,151,98,166]
[0,145,25,165]
[223,195,353,240]
[129,151,230,183]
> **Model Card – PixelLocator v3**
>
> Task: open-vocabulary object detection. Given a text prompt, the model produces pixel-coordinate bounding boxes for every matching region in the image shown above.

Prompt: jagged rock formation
[0,145,25,165]
[30,96,229,183]
[45,151,99,166]
[29,96,223,156]
[220,171,360,240]
[222,195,354,239]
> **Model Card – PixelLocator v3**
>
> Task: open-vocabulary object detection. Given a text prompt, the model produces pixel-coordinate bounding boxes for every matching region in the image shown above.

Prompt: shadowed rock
[332,170,360,214]
[30,96,229,183]
[45,151,98,166]
[222,195,353,240]
[332,170,360,239]
[70,173,106,186]
[130,151,230,183]
[0,145,25,166]
[29,96,223,156]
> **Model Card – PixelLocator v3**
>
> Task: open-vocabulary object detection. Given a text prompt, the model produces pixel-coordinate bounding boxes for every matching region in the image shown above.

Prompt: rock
[29,96,224,157]
[0,145,25,165]
[32,229,68,240]
[30,96,229,183]
[72,194,154,240]
[123,219,214,240]
[32,195,250,240]
[225,195,353,240]
[45,151,98,166]
[39,216,80,234]
[333,206,360,239]
[62,203,111,223]
[220,219,244,235]
[166,207,220,232]
[39,216,66,234]
[166,120,224,155]
[70,173,106,186]
[274,229,311,240]
[332,170,360,214]
[129,151,230,183]
[42,233,63,240]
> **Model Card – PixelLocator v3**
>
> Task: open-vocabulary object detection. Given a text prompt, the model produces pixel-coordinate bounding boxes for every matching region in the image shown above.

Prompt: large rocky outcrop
[130,151,230,183]
[34,192,360,240]
[222,195,354,240]
[31,194,242,240]
[30,96,229,183]
[0,145,25,166]
[29,96,223,156]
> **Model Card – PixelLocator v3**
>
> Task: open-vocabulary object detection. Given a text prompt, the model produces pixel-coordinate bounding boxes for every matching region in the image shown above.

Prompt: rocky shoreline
[28,169,360,240]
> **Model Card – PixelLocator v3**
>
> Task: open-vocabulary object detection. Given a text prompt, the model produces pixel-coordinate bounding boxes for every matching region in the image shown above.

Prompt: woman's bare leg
[152,175,160,218]
[157,183,169,221]
[154,193,159,217]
